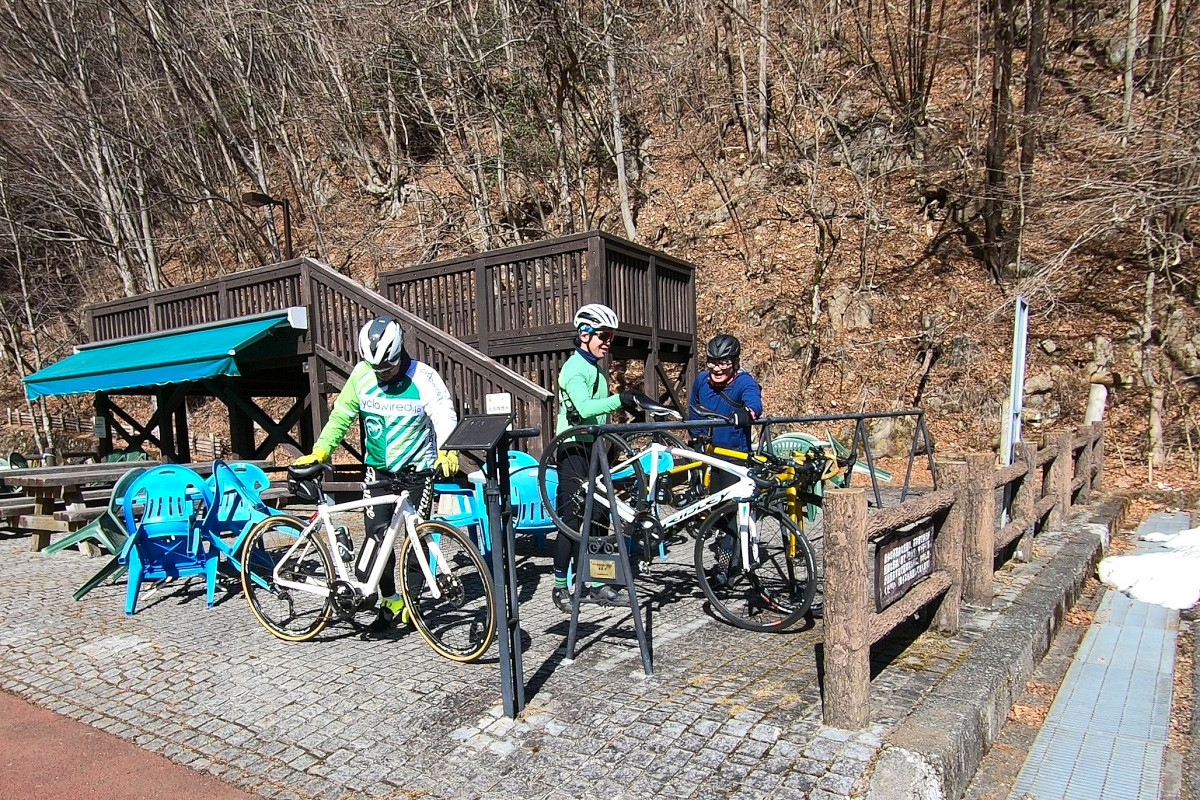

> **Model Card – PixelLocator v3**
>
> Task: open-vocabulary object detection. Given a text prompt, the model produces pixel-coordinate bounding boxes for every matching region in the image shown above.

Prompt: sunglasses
[707,358,734,368]
[590,330,616,344]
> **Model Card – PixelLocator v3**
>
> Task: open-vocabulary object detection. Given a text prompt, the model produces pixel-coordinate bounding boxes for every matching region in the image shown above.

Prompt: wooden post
[930,458,966,632]
[1091,421,1105,491]
[961,453,996,607]
[822,488,871,730]
[1013,441,1037,561]
[1048,431,1074,528]
[1074,425,1091,505]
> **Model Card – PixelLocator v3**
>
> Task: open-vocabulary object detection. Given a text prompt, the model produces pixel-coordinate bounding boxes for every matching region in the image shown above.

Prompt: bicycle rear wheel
[399,520,496,662]
[693,501,816,632]
[544,431,651,544]
[240,515,333,642]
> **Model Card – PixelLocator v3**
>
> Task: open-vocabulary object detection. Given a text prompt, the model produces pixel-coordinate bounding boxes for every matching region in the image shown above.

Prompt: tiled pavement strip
[0,508,1082,800]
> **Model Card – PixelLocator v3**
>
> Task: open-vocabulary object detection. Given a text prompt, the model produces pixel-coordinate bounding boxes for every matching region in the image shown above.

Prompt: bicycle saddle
[635,395,682,420]
[287,462,332,481]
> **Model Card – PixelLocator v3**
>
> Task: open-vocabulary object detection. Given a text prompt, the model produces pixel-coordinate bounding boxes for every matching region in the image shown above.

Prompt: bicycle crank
[329,580,372,620]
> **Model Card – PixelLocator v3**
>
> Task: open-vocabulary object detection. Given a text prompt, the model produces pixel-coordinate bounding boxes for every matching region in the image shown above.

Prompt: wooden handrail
[86,257,555,449]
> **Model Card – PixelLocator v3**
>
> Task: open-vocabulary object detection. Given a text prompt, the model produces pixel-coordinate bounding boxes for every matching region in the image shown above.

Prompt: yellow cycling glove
[293,446,330,467]
[435,449,460,477]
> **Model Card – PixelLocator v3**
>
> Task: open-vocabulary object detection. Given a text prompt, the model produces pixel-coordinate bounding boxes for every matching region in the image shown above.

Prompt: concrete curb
[863,495,1129,800]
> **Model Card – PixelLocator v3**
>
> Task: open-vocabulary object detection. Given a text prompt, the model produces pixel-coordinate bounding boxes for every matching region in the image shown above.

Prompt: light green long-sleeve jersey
[556,349,622,439]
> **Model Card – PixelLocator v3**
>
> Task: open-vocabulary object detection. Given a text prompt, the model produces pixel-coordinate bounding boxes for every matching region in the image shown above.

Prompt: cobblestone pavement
[0,514,1076,800]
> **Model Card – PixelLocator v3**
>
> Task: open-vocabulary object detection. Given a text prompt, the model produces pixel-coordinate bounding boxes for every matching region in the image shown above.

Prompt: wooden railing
[379,231,698,399]
[822,421,1105,729]
[86,258,554,443]
[3,407,93,435]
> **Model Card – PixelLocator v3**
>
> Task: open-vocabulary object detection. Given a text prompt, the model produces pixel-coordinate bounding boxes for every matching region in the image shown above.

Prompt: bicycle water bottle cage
[287,462,331,502]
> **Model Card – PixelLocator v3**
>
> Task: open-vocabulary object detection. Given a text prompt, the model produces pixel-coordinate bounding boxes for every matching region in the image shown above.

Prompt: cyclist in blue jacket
[688,334,762,471]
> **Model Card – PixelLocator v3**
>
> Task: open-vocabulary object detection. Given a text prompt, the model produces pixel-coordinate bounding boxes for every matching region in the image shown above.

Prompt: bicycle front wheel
[240,515,333,642]
[399,520,496,662]
[693,501,816,632]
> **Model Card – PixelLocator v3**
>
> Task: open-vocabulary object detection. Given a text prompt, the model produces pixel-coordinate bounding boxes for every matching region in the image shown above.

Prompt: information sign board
[875,518,935,611]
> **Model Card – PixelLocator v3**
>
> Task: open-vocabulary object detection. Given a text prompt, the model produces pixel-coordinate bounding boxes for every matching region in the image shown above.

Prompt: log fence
[821,421,1105,729]
[3,407,93,435]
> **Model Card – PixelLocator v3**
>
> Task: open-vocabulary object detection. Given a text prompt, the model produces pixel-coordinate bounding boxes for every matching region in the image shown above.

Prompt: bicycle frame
[596,442,764,568]
[271,491,446,601]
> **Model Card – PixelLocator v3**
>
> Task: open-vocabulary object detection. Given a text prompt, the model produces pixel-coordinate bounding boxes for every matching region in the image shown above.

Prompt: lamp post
[241,191,293,261]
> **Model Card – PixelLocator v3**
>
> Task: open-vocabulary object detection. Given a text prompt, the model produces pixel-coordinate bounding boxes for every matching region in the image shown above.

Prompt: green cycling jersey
[315,360,457,472]
[555,349,622,439]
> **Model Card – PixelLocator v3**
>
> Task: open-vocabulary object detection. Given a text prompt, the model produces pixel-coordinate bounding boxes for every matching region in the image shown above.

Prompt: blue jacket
[688,370,763,452]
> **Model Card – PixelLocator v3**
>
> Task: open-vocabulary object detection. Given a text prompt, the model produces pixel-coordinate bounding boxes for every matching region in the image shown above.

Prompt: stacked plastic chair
[203,460,284,573]
[44,466,149,601]
[119,465,216,615]
[434,450,557,558]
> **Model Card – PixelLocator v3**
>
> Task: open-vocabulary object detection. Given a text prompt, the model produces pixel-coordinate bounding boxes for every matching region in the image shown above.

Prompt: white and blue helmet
[573,303,619,333]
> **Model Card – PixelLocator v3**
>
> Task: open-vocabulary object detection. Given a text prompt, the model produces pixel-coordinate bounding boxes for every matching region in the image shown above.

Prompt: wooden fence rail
[822,421,1105,729]
[3,407,93,435]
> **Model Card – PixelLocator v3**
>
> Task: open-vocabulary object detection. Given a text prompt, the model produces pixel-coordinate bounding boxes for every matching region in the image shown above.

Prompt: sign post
[442,414,538,718]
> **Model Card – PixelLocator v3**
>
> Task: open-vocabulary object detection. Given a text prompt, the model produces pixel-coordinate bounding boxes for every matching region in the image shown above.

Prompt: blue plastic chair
[506,450,539,471]
[509,465,557,554]
[119,465,217,615]
[433,457,559,558]
[203,460,284,572]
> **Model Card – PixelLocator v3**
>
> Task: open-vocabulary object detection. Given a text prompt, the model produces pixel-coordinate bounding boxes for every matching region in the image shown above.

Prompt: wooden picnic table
[5,460,272,551]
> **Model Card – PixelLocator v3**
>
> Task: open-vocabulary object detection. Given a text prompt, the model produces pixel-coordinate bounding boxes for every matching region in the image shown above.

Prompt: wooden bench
[260,487,290,508]
[53,506,108,525]
[0,496,34,529]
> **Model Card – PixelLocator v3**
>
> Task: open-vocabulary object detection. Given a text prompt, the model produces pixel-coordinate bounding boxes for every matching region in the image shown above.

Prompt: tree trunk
[1122,0,1141,137]
[982,0,1016,281]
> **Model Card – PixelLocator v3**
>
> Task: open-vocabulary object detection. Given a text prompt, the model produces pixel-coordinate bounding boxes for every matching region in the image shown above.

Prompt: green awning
[24,313,298,401]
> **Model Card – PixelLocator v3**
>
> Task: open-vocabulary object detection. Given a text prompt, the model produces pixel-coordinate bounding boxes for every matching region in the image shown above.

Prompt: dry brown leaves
[1170,627,1194,755]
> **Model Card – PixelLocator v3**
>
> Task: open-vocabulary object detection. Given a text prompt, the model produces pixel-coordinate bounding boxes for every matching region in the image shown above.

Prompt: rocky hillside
[0,0,1196,486]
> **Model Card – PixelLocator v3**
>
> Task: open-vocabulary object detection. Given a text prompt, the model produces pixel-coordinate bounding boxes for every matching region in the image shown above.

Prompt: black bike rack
[566,442,653,675]
[443,413,539,719]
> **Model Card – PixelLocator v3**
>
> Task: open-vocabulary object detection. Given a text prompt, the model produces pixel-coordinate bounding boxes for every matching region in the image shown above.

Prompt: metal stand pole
[565,439,652,675]
[488,434,526,718]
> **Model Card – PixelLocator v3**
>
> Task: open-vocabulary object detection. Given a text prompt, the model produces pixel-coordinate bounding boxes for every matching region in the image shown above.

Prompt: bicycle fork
[736,501,758,570]
[404,513,446,600]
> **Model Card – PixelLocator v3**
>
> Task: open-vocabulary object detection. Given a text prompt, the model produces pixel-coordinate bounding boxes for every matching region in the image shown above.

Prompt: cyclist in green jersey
[551,303,649,613]
[295,316,459,631]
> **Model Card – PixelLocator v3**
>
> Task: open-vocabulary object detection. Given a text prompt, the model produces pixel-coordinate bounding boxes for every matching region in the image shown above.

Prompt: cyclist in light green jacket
[294,316,459,631]
[551,303,648,613]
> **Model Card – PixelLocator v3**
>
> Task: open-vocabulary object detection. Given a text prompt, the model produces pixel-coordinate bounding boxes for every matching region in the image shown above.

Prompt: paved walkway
[0,501,1108,800]
[1008,511,1186,800]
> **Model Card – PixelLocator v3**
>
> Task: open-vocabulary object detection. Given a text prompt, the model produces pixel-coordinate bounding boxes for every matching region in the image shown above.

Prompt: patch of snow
[1098,526,1200,610]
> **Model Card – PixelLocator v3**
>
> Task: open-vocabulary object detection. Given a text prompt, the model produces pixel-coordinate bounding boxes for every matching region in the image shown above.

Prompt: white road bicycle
[240,463,496,661]
[540,401,820,631]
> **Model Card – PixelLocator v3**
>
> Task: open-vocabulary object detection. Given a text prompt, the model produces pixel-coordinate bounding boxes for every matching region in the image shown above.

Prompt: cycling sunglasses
[590,329,616,344]
[707,358,734,368]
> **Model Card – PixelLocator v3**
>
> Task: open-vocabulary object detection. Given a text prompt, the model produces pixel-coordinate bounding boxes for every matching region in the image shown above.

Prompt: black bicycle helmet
[706,334,741,363]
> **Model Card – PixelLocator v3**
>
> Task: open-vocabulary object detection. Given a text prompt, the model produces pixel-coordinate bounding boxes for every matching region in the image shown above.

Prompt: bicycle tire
[399,520,496,662]
[693,501,816,632]
[240,515,333,642]
[539,431,650,544]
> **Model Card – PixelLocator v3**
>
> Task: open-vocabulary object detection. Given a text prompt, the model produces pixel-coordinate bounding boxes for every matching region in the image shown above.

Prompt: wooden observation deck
[82,232,696,459]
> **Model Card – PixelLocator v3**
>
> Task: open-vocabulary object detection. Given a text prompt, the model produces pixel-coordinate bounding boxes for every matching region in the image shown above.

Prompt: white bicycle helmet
[573,303,619,332]
[358,317,405,368]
